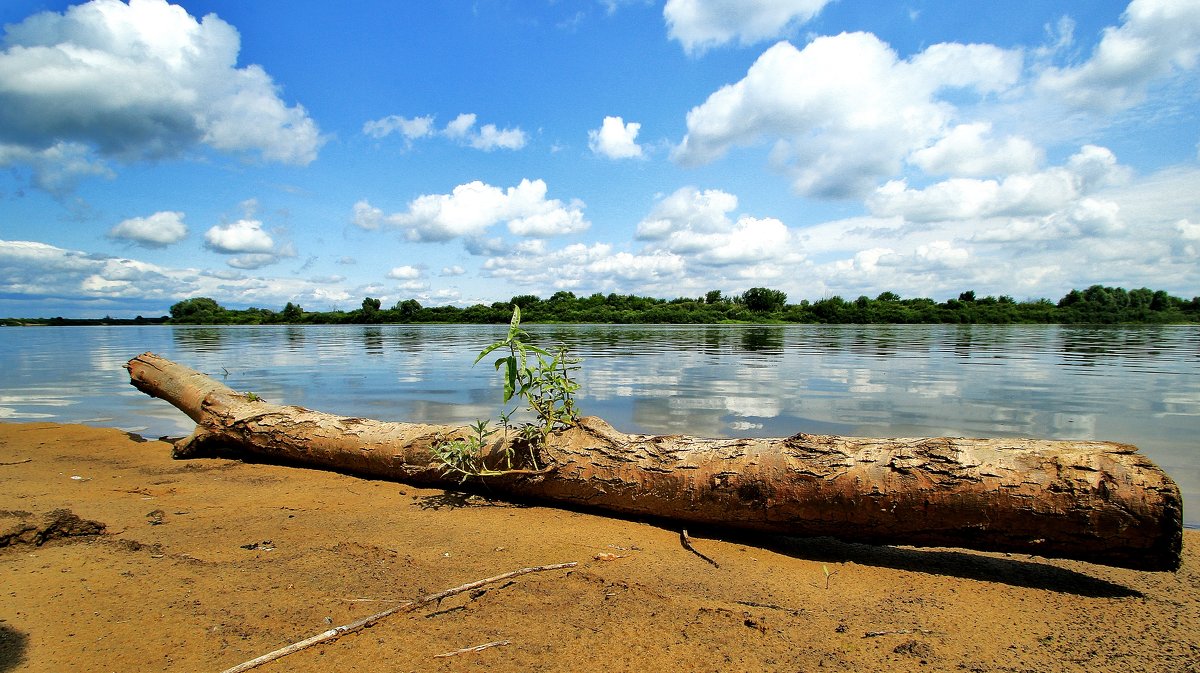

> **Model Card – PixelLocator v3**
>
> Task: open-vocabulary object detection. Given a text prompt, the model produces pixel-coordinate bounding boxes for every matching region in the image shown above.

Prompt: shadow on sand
[0,624,28,673]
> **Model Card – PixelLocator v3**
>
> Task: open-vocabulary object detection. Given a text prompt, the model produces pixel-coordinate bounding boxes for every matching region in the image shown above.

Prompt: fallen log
[125,352,1182,571]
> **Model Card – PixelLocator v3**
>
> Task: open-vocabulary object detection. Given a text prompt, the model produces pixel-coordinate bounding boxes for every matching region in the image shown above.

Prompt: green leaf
[503,357,517,403]
[507,305,522,340]
[474,341,506,365]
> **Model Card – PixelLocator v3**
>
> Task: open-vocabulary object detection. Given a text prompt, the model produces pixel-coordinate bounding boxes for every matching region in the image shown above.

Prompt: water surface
[2,324,1196,524]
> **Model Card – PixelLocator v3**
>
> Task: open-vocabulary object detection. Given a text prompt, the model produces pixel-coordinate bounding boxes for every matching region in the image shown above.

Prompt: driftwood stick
[681,529,720,568]
[434,640,511,658]
[218,562,577,673]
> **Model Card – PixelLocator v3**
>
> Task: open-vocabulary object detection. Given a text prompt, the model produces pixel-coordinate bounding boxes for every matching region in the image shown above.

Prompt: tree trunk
[125,352,1182,571]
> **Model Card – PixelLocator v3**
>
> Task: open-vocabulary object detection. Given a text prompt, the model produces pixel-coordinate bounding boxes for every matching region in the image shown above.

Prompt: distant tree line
[159,285,1200,326]
[0,315,169,327]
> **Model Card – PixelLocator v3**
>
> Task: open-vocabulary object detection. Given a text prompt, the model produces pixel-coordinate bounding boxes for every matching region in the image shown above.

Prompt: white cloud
[394,279,428,292]
[381,179,589,242]
[664,0,833,55]
[204,219,274,254]
[387,265,421,280]
[1036,0,1200,112]
[108,211,187,248]
[471,123,527,152]
[0,141,116,195]
[869,145,1130,223]
[0,238,362,314]
[637,186,738,239]
[226,253,280,270]
[914,240,970,268]
[351,200,384,230]
[0,0,322,191]
[443,114,476,139]
[674,35,1022,198]
[440,265,465,276]
[910,123,1043,177]
[0,239,178,301]
[441,113,527,151]
[588,116,644,159]
[908,42,1025,94]
[204,218,296,270]
[362,115,435,141]
[635,186,792,267]
[483,242,687,292]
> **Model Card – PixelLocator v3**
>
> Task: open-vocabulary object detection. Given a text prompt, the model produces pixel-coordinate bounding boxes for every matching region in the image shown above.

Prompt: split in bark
[126,352,1183,571]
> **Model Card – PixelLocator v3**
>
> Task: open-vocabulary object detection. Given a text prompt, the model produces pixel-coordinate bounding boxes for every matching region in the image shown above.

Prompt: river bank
[1,421,1197,672]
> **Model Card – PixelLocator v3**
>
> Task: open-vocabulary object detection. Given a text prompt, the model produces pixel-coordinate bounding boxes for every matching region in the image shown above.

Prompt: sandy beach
[1,421,1197,672]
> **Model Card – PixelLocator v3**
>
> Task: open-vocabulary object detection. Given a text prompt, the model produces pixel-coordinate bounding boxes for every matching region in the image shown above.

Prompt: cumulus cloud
[636,186,792,267]
[0,141,114,195]
[108,211,187,248]
[0,0,323,191]
[588,116,644,159]
[909,123,1043,177]
[868,146,1130,223]
[363,112,528,152]
[368,179,589,242]
[440,265,466,276]
[351,200,384,230]
[441,113,527,151]
[362,115,435,143]
[0,239,177,301]
[386,265,421,280]
[914,240,970,269]
[674,35,1022,198]
[0,238,363,314]
[204,219,274,254]
[483,242,686,292]
[1036,0,1200,112]
[202,218,293,269]
[664,0,833,55]
[637,187,737,239]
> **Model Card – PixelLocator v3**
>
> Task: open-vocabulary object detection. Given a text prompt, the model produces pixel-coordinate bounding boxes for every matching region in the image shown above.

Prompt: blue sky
[1,0,1198,317]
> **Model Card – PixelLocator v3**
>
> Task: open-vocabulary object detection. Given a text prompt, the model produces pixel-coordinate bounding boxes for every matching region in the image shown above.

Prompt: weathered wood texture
[126,352,1182,571]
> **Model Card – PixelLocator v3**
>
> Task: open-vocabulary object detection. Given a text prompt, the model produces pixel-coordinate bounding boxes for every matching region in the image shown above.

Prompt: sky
[1,0,1198,318]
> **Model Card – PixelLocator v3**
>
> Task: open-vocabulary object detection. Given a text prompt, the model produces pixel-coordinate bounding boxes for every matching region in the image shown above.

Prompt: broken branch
[434,640,511,658]
[681,529,720,568]
[218,561,577,673]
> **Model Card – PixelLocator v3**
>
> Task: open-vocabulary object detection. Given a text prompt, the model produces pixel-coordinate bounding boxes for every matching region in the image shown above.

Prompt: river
[2,323,1196,525]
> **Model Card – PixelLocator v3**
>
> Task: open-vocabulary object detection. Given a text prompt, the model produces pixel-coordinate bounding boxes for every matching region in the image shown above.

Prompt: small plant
[430,420,495,482]
[822,563,839,590]
[430,306,581,480]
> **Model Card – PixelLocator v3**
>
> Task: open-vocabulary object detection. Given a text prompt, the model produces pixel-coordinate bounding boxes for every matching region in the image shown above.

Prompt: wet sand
[1,421,1197,672]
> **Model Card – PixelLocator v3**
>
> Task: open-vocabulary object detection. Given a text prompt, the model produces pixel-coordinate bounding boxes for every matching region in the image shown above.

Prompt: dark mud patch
[0,509,106,547]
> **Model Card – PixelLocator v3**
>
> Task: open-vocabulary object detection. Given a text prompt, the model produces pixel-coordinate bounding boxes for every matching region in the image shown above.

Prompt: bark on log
[125,352,1183,571]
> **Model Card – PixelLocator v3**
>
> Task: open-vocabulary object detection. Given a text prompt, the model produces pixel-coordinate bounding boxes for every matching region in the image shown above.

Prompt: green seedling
[431,306,582,480]
[822,564,839,590]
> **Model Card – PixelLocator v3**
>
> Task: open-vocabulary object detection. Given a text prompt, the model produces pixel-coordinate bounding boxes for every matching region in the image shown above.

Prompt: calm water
[2,324,1197,525]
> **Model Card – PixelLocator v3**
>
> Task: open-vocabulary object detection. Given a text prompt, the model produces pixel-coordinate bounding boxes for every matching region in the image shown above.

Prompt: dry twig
[680,529,719,568]
[218,561,577,673]
[0,458,32,466]
[863,628,936,638]
[434,640,511,658]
